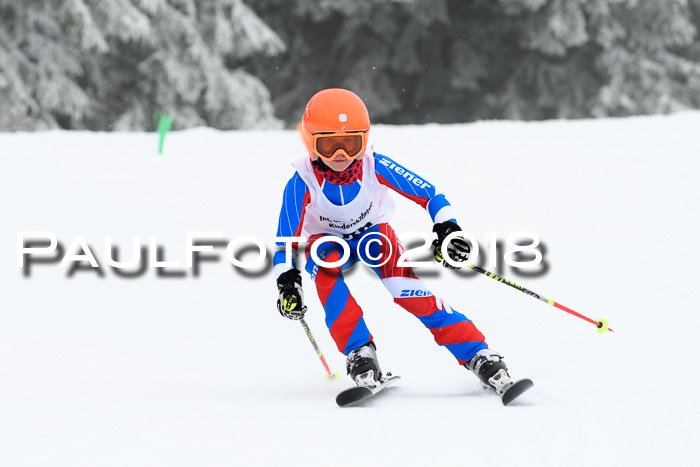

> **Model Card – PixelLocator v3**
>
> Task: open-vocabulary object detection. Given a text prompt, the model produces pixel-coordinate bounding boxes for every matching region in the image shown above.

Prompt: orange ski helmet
[301,88,370,162]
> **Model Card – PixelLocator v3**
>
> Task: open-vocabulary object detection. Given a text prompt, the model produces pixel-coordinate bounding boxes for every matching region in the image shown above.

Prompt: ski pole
[300,318,340,380]
[467,264,613,333]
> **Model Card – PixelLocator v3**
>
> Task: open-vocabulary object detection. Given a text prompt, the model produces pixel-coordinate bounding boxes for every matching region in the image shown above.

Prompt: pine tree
[0,0,95,130]
[246,0,700,125]
[476,0,700,119]
[592,0,700,116]
[485,0,600,119]
[0,0,285,131]
[244,0,454,124]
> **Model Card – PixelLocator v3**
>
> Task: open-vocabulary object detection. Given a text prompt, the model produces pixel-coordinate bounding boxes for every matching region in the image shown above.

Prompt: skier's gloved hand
[432,220,471,269]
[276,268,307,320]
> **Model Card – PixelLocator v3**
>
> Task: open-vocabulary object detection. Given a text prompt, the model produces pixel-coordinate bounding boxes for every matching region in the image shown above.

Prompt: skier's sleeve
[373,153,458,224]
[274,172,311,280]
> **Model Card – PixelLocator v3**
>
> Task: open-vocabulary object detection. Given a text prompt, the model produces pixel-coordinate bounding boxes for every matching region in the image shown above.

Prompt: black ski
[336,374,400,407]
[501,378,534,406]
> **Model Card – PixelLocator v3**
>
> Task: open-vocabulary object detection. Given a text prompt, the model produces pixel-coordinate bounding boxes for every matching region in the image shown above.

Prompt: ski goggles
[311,131,368,162]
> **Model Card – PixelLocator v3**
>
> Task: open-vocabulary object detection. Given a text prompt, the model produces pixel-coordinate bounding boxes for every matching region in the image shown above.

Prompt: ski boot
[346,341,382,388]
[465,348,513,395]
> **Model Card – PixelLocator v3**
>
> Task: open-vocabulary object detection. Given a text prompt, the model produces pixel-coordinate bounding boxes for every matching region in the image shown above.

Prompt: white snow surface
[1,113,699,467]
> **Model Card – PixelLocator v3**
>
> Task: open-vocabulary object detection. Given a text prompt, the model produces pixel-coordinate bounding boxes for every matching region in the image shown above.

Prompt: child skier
[274,88,517,397]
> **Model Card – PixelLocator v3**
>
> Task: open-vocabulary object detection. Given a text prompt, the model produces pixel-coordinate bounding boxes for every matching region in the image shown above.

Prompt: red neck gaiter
[312,158,363,185]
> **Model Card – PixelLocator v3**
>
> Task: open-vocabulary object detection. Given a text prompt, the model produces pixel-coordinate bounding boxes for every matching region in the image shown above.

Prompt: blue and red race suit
[274,152,487,364]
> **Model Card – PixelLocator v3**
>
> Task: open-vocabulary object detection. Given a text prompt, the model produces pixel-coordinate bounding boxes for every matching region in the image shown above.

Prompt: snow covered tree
[244,0,455,123]
[0,0,285,131]
[592,0,700,116]
[0,0,93,130]
[494,0,700,118]
[3,0,699,129]
[246,0,700,124]
[247,0,592,123]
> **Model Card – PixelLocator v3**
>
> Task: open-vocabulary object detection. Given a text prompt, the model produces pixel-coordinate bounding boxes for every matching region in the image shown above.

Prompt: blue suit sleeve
[274,172,309,277]
[373,153,458,224]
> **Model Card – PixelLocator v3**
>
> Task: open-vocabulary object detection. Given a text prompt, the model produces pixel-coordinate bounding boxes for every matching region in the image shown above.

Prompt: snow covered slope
[1,113,699,467]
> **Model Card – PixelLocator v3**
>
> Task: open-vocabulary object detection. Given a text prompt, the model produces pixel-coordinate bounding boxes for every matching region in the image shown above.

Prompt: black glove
[276,268,307,320]
[432,221,471,269]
